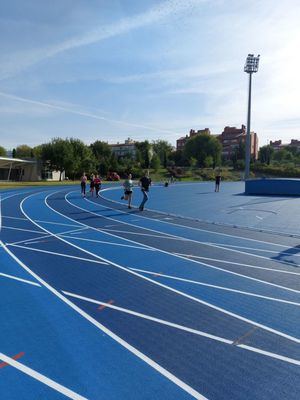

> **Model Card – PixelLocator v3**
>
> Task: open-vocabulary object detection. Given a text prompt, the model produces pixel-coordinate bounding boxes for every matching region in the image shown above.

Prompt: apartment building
[270,139,300,151]
[176,128,211,151]
[219,125,258,160]
[109,138,137,158]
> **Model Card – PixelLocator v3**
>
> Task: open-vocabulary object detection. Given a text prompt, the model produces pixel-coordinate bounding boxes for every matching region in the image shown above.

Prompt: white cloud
[0,0,205,81]
[0,91,182,136]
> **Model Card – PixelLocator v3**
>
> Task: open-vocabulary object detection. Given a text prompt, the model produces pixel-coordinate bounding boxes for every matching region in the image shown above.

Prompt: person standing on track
[215,170,221,192]
[89,174,95,197]
[121,173,134,209]
[139,170,151,211]
[80,172,87,197]
[94,174,101,198]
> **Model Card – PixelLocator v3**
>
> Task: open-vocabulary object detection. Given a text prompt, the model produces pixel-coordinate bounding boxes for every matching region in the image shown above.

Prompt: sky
[0,0,300,150]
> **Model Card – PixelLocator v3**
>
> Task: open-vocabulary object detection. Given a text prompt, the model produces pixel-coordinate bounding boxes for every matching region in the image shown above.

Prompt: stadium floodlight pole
[244,54,260,180]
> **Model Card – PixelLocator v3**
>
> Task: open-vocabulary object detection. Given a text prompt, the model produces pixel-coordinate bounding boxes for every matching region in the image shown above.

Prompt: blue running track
[0,184,299,399]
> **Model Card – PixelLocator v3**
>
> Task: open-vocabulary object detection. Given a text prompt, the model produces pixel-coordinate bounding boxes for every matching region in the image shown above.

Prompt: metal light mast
[244,54,260,180]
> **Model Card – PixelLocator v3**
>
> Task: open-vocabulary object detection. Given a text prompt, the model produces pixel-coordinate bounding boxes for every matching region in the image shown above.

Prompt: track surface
[0,185,299,400]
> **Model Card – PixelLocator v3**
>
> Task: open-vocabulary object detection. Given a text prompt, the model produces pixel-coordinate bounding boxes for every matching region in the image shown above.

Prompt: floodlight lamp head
[244,54,260,73]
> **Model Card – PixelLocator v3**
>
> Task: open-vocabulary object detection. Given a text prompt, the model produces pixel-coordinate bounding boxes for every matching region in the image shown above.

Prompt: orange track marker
[98,300,114,311]
[0,352,25,369]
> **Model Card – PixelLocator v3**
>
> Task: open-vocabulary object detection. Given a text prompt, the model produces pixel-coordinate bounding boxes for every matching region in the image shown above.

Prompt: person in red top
[94,174,101,197]
[80,172,87,197]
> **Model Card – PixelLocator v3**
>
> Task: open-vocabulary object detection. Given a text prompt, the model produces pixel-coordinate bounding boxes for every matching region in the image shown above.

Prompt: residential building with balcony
[109,138,137,158]
[270,139,300,151]
[176,128,211,151]
[219,125,258,160]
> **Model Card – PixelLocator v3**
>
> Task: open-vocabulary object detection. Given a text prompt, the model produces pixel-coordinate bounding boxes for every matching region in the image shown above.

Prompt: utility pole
[244,54,260,180]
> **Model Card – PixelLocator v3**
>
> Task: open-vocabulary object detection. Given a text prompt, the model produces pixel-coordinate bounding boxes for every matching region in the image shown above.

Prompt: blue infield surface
[0,182,299,399]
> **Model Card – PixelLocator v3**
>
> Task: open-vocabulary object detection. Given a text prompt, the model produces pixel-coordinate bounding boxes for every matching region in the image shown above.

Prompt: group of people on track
[80,170,152,211]
[80,169,221,210]
[80,173,102,198]
[121,171,152,211]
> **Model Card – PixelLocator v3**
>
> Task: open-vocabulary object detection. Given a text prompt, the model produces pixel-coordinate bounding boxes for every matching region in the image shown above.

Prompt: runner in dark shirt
[90,174,95,197]
[215,170,221,192]
[139,171,151,211]
[94,175,101,198]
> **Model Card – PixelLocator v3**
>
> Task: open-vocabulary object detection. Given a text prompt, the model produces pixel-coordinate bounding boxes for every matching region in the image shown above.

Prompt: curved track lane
[1,187,300,400]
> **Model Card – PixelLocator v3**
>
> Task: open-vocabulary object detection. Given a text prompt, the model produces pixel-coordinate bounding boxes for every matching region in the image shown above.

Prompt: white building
[0,157,64,182]
[109,138,137,158]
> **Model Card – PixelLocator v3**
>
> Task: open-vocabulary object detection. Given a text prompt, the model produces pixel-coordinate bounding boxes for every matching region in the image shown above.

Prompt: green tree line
[1,133,224,180]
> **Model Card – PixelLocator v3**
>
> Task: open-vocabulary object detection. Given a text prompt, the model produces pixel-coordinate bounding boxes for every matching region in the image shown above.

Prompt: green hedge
[251,164,300,178]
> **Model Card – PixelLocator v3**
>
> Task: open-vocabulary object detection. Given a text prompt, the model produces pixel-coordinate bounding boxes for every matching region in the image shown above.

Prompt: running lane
[1,190,197,400]
[56,190,300,339]
[3,189,300,400]
[35,188,300,399]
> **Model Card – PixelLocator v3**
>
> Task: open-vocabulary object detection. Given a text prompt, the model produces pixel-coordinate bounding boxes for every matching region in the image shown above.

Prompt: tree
[90,141,111,160]
[258,145,274,165]
[273,149,290,163]
[231,141,246,169]
[90,140,112,175]
[32,145,43,160]
[152,140,173,168]
[184,133,222,167]
[150,154,160,171]
[41,138,74,181]
[15,144,33,158]
[108,153,118,172]
[68,138,96,179]
[203,156,214,168]
[135,149,143,166]
[188,157,197,168]
[0,146,6,156]
[168,149,186,166]
[135,141,152,168]
[12,148,16,158]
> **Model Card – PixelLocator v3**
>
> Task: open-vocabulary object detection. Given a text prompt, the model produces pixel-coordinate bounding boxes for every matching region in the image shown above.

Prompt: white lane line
[0,272,41,287]
[0,189,42,202]
[256,216,263,220]
[7,227,88,247]
[0,352,88,400]
[128,268,300,306]
[67,193,300,295]
[62,290,300,367]
[101,227,183,240]
[99,189,297,248]
[1,241,205,400]
[1,215,27,221]
[60,227,89,235]
[60,234,157,251]
[1,216,77,228]
[200,241,300,270]
[9,234,53,246]
[8,244,109,265]
[237,345,300,366]
[46,191,300,343]
[24,241,44,245]
[35,219,80,228]
[215,242,300,258]
[62,290,232,345]
[1,192,21,200]
[2,225,48,235]
[83,194,300,269]
[173,253,300,276]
